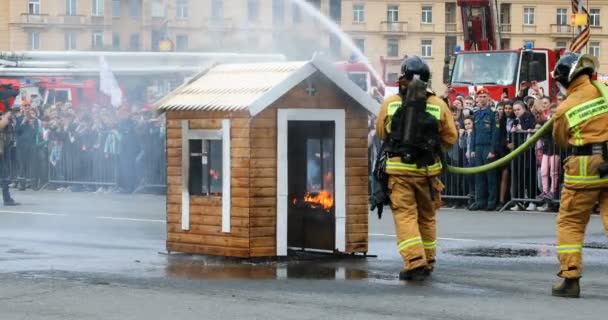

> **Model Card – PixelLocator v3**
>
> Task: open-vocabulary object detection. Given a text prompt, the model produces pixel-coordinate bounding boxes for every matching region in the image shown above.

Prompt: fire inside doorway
[288,121,336,251]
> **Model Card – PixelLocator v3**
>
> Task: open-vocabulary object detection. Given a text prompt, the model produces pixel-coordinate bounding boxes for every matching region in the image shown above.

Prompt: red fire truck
[446,0,566,101]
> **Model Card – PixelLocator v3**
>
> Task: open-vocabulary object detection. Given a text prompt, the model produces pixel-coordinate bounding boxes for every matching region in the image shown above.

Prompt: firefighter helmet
[400,55,431,82]
[551,52,599,89]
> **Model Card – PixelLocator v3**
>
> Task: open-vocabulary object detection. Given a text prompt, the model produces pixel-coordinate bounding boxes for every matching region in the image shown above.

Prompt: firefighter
[550,52,608,298]
[375,56,458,281]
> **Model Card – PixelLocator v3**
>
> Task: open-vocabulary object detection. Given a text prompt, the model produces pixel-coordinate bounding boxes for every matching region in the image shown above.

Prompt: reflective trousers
[556,188,608,278]
[388,175,443,271]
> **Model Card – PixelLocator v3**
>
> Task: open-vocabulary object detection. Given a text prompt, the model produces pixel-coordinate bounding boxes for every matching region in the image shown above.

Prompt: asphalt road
[1,190,607,320]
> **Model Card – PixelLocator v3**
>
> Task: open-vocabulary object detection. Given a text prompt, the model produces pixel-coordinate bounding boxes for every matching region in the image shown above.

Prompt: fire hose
[445,118,553,174]
[445,80,608,174]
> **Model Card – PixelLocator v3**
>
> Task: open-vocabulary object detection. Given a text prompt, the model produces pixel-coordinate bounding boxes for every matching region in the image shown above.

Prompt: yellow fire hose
[446,118,553,174]
[445,81,608,174]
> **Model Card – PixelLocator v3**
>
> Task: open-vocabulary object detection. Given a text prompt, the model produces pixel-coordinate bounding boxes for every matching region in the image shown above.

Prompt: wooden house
[156,55,380,258]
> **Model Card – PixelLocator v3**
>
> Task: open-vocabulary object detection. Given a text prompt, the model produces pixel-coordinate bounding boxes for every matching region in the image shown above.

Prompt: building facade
[0,0,607,89]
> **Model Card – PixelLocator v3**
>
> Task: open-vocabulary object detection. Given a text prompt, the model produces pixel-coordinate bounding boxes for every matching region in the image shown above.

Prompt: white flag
[99,56,123,108]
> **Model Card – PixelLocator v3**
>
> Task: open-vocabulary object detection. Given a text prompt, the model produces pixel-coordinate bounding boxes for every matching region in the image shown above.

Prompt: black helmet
[400,55,430,82]
[551,52,598,88]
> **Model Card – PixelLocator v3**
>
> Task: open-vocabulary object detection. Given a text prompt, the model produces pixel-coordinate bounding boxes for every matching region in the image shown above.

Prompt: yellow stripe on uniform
[425,104,441,120]
[564,174,608,184]
[423,240,437,249]
[386,160,443,172]
[398,236,423,250]
[556,244,582,254]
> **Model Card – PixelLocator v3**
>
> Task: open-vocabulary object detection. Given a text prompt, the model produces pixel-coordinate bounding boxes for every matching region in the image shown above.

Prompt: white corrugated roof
[156,55,380,116]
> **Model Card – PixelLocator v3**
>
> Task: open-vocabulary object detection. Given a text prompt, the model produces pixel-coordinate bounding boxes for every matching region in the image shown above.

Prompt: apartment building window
[500,3,511,24]
[29,0,41,15]
[556,41,567,49]
[387,39,399,57]
[445,2,456,23]
[29,31,40,50]
[523,7,535,25]
[92,0,104,16]
[293,3,301,24]
[590,42,600,58]
[353,4,364,23]
[329,34,341,57]
[64,32,77,50]
[273,0,284,25]
[112,0,121,17]
[330,0,341,22]
[445,36,457,56]
[176,34,189,52]
[211,0,223,19]
[112,32,120,49]
[129,0,141,17]
[421,6,433,24]
[387,5,399,22]
[176,0,189,18]
[92,31,104,49]
[151,0,166,18]
[556,8,567,25]
[354,38,365,54]
[66,0,77,16]
[129,33,140,50]
[589,9,600,27]
[421,39,432,57]
[247,0,259,22]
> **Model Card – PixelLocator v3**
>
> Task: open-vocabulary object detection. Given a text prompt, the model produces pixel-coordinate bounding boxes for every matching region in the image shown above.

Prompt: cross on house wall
[305,81,317,96]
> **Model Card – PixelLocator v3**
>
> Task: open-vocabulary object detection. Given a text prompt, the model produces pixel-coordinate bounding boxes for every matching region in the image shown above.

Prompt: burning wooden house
[156,55,380,258]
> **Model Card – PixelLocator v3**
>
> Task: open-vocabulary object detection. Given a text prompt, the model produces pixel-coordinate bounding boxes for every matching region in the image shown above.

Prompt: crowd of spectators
[1,94,166,195]
[441,81,566,212]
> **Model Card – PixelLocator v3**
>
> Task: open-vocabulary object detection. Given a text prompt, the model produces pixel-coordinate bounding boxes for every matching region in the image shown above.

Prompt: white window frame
[353,4,364,23]
[212,0,224,19]
[421,6,433,24]
[387,5,399,22]
[29,31,40,50]
[66,0,77,16]
[247,0,259,22]
[180,120,231,233]
[276,109,345,256]
[387,38,399,57]
[556,41,567,49]
[92,0,105,16]
[556,8,567,26]
[151,0,166,18]
[523,7,535,25]
[92,31,104,49]
[176,0,189,18]
[590,42,600,58]
[29,0,41,15]
[64,32,77,50]
[112,0,121,17]
[421,39,433,57]
[589,9,600,27]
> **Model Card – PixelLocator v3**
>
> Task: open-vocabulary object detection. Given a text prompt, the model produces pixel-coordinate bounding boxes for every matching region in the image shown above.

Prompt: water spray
[288,0,386,88]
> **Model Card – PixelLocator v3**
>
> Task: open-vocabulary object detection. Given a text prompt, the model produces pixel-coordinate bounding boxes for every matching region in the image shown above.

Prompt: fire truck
[445,0,565,101]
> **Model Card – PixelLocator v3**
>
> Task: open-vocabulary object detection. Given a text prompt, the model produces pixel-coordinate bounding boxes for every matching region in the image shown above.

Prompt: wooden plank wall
[248,72,369,256]
[165,110,253,257]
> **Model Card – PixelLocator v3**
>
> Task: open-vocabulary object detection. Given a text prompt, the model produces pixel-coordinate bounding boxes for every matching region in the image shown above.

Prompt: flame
[302,190,334,211]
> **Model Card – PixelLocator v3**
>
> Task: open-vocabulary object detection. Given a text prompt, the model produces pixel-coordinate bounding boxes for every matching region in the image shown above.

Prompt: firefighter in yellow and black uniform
[375,56,457,281]
[550,52,608,298]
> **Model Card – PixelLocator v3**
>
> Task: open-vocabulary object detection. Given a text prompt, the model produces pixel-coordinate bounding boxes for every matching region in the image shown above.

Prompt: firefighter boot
[399,266,429,282]
[551,278,580,298]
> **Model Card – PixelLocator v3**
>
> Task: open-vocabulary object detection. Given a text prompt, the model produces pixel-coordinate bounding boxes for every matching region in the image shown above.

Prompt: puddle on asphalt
[164,252,375,281]
[445,247,553,258]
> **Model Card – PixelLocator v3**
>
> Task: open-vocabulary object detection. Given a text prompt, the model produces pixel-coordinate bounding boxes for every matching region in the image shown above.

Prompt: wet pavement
[1,190,607,319]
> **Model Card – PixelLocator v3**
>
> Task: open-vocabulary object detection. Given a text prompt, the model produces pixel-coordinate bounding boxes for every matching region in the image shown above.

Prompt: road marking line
[0,210,67,217]
[95,216,165,223]
[370,233,475,242]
